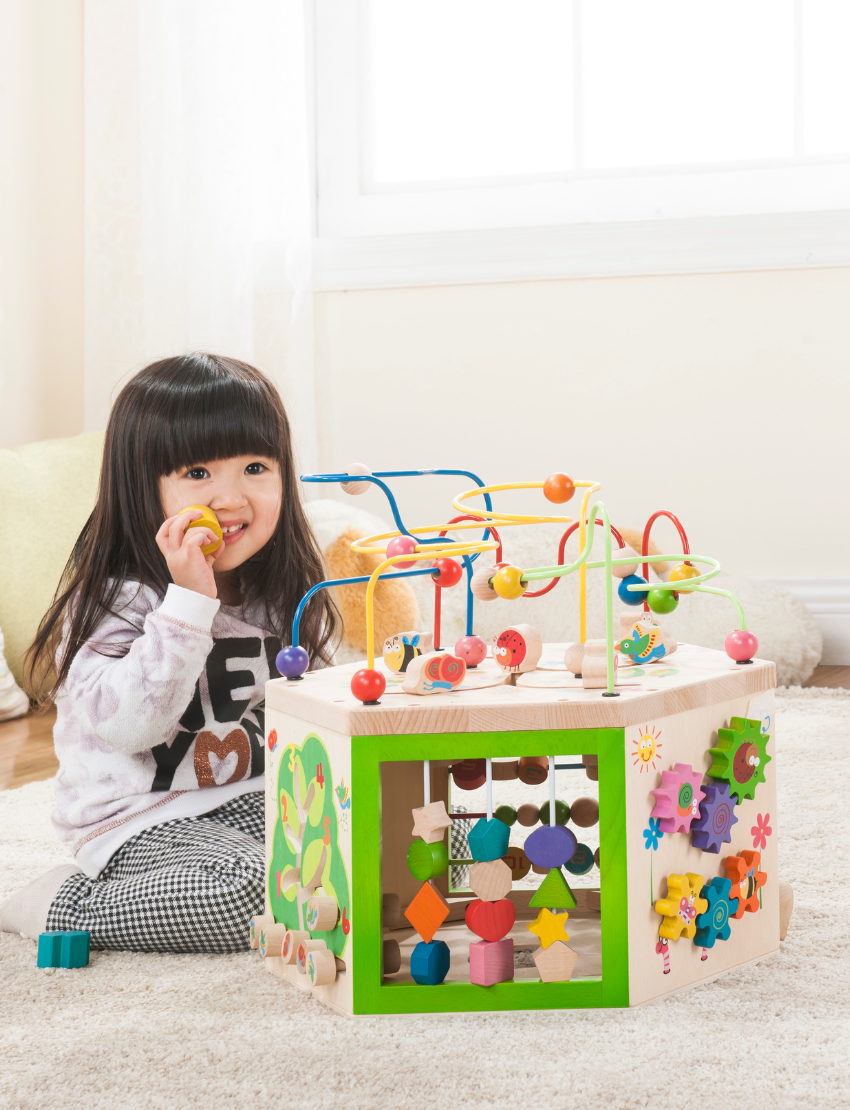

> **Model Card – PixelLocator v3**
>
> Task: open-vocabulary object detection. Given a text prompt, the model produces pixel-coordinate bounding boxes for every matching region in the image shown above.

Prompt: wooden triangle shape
[529,867,577,910]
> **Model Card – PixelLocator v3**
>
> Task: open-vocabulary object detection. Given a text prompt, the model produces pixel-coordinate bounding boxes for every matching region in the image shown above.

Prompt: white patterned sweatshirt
[53,582,281,877]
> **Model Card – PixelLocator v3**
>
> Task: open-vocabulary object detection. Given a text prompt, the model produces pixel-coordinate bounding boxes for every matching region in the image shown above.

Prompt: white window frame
[313,0,850,290]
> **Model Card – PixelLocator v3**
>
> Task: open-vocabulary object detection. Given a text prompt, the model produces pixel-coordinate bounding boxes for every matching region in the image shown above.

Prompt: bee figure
[383,631,431,673]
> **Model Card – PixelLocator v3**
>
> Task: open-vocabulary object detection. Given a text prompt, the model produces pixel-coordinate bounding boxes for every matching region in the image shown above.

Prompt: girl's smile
[218,520,249,544]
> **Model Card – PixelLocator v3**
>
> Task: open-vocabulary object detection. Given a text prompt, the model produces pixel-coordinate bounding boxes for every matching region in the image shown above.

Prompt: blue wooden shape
[693,877,738,949]
[467,817,510,862]
[37,930,90,969]
[617,574,647,606]
[524,824,577,869]
[410,939,451,985]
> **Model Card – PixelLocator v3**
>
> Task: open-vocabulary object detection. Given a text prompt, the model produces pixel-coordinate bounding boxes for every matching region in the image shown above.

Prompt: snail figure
[402,651,467,695]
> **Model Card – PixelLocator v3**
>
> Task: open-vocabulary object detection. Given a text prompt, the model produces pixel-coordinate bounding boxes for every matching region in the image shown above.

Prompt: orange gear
[724,850,767,918]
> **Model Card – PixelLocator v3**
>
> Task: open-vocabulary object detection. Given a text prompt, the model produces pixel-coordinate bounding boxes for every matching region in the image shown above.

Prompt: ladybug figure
[491,624,542,674]
[733,742,760,784]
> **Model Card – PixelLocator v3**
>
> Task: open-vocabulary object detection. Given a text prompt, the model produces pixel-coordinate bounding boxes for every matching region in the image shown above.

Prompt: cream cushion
[0,432,104,685]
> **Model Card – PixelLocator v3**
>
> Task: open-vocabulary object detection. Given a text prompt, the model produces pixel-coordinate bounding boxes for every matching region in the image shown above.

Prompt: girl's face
[159,455,282,574]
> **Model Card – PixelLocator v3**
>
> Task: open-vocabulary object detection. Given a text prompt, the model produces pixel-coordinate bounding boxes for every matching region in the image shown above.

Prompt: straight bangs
[134,357,286,478]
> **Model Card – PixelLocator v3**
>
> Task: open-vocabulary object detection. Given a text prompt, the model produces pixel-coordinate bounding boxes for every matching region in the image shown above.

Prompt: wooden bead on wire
[611,546,639,579]
[340,463,371,495]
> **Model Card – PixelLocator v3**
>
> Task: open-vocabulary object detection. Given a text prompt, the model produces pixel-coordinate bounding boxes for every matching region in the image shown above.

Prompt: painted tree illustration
[267,733,350,958]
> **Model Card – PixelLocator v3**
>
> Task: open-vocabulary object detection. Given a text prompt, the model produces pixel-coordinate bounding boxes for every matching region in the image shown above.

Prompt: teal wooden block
[410,940,450,985]
[37,930,90,968]
[467,817,510,862]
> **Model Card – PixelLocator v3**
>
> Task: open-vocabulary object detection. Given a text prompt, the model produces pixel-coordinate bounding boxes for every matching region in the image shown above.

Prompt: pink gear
[650,764,707,834]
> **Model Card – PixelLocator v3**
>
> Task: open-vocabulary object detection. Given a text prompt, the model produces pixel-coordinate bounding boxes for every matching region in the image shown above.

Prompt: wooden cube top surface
[266,643,774,736]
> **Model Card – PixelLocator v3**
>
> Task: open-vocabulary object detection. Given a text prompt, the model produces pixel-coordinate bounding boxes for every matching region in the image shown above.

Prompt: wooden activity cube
[261,643,777,1015]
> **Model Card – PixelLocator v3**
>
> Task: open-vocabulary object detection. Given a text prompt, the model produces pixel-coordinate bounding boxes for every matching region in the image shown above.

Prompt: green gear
[708,716,771,803]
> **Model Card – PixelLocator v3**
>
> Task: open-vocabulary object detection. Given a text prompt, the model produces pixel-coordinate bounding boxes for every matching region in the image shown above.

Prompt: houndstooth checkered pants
[46,792,265,954]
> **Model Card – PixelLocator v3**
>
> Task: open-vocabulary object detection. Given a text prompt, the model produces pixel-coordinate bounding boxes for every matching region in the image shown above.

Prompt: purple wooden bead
[524,824,578,869]
[276,645,309,679]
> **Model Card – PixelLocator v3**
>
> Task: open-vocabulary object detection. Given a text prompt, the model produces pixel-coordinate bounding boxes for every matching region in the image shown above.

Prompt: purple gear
[691,781,738,854]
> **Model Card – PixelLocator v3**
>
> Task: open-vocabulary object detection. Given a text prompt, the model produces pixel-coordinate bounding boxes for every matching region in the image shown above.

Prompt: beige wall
[315,268,850,578]
[1,1,846,580]
[0,0,85,448]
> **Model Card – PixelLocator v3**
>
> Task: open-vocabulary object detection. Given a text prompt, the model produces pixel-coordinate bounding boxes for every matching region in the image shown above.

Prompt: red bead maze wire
[433,515,503,650]
[641,510,690,612]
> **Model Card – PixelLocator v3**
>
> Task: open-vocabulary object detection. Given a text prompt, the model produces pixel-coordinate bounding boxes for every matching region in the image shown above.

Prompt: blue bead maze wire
[290,568,436,649]
[299,469,494,539]
[299,469,494,638]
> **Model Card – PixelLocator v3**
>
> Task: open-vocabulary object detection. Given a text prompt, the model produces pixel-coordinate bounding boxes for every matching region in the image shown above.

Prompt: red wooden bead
[451,759,486,790]
[350,668,386,703]
[432,557,463,588]
[543,472,576,504]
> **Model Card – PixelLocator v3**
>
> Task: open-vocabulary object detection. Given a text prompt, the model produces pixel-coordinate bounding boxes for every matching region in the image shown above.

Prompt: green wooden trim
[350,728,628,1015]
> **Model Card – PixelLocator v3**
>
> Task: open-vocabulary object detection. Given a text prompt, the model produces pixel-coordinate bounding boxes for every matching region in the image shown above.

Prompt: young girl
[0,353,337,953]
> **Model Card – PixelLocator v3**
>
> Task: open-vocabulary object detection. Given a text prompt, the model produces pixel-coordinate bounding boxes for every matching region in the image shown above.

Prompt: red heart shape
[268,729,278,753]
[465,897,515,942]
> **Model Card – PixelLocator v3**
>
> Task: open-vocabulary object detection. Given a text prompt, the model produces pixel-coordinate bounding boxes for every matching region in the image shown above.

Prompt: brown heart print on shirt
[194,729,251,788]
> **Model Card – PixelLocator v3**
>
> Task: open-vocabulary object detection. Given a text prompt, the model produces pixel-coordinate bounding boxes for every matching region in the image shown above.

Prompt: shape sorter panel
[350,727,629,1016]
[626,689,778,1007]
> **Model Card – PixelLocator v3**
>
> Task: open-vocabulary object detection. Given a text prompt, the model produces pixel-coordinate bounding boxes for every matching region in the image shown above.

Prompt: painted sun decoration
[633,725,662,772]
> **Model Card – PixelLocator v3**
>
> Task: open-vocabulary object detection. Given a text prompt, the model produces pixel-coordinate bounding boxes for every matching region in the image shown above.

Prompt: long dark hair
[25,353,338,705]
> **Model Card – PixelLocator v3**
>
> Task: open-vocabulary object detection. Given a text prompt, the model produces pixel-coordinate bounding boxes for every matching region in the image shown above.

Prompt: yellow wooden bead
[492,565,527,600]
[182,505,223,555]
[669,562,700,593]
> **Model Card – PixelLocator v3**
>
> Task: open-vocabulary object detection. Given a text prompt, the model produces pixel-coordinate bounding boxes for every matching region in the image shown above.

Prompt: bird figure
[335,777,351,810]
[617,623,666,663]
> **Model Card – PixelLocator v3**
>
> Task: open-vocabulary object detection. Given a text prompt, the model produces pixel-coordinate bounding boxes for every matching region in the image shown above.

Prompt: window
[314,1,850,284]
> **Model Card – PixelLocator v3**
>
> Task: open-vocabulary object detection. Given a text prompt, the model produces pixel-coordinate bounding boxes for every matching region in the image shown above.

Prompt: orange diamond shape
[404,881,449,943]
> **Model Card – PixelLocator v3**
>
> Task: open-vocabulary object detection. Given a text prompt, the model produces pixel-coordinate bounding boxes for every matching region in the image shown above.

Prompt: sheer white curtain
[84,0,318,470]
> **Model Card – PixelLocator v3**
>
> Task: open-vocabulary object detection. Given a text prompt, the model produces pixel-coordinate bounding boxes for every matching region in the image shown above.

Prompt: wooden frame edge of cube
[350,726,628,1016]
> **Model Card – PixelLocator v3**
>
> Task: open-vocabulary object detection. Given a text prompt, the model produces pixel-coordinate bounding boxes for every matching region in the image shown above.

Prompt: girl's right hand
[155,510,222,598]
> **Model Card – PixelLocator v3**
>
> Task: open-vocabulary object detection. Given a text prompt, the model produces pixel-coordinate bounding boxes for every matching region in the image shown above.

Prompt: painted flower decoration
[751,812,772,850]
[643,817,663,850]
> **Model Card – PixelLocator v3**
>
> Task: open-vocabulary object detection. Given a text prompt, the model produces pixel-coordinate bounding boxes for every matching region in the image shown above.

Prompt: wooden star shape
[525,907,570,949]
[411,800,453,844]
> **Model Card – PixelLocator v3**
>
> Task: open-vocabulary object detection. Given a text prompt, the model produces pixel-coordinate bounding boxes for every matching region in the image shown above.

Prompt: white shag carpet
[1,687,847,1110]
[306,501,823,686]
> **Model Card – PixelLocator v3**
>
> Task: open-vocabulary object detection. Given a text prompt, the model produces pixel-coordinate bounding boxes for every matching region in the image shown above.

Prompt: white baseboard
[760,577,850,666]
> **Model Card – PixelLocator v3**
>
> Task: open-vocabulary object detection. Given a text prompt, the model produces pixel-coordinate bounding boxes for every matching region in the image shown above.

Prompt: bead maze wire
[279,468,755,703]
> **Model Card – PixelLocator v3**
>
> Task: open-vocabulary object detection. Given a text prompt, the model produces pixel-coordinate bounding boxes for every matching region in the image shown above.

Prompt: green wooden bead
[494,804,517,826]
[407,839,448,881]
[646,587,679,614]
[539,799,571,826]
